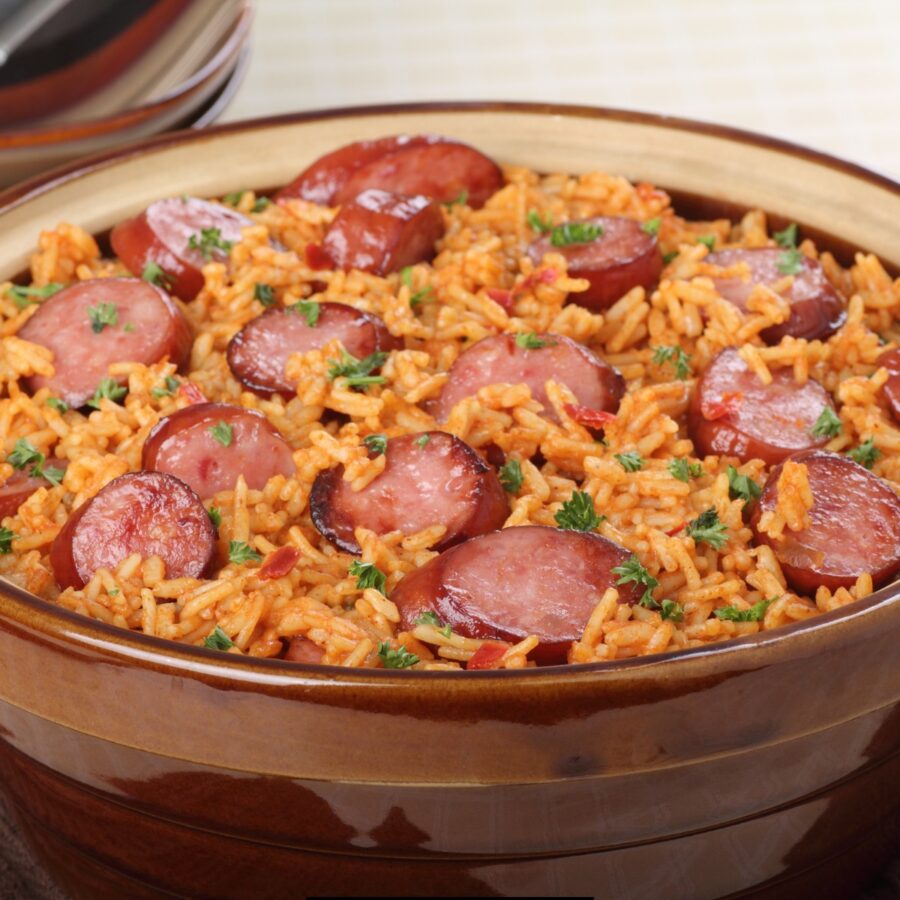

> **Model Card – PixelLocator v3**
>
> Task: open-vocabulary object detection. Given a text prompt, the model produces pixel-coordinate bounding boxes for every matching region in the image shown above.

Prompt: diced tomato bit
[702,391,744,421]
[259,545,300,580]
[467,640,511,670]
[486,288,514,311]
[563,402,617,429]
[665,523,685,537]
[305,243,334,270]
[178,381,206,405]
[537,267,558,284]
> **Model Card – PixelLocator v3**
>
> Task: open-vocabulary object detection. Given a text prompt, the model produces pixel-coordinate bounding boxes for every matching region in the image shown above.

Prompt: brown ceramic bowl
[0,103,898,900]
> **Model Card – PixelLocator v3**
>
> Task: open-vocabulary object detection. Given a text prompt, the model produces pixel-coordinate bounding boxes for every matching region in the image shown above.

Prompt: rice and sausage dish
[1,133,899,670]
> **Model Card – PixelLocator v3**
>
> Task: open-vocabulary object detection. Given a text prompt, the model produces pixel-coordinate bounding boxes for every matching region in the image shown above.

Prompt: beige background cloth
[3,0,899,896]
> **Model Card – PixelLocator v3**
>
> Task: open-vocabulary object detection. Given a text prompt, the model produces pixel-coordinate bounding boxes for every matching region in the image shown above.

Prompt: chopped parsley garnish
[326,349,388,388]
[848,438,881,470]
[776,248,804,275]
[208,506,222,529]
[686,507,729,549]
[6,283,63,309]
[228,541,261,565]
[810,406,841,439]
[151,374,180,399]
[652,345,691,380]
[555,491,604,532]
[363,433,388,455]
[612,554,658,608]
[378,641,419,669]
[349,560,387,593]
[141,261,171,287]
[415,610,452,638]
[615,451,644,472]
[527,210,553,233]
[641,217,661,237]
[0,527,15,553]
[123,323,136,333]
[714,597,774,622]
[415,434,431,447]
[252,196,271,213]
[774,223,798,248]
[515,332,554,350]
[222,191,245,206]
[660,599,684,621]
[400,266,433,307]
[209,421,233,447]
[444,189,468,207]
[662,251,679,265]
[697,234,716,251]
[290,300,321,326]
[9,438,64,486]
[498,458,523,493]
[253,282,276,306]
[187,227,233,260]
[727,465,761,503]
[46,397,68,413]
[108,588,120,596]
[87,302,118,333]
[668,458,703,482]
[550,221,603,247]
[86,378,127,409]
[203,625,234,650]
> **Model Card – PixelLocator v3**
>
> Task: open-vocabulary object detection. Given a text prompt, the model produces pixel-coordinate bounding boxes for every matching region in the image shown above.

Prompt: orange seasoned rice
[2,163,900,669]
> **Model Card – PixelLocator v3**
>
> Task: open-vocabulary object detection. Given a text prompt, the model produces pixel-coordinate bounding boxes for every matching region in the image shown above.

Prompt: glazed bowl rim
[1,98,898,685]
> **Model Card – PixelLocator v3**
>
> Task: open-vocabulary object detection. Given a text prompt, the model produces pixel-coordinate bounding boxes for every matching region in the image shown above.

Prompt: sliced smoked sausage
[321,189,445,276]
[706,248,846,343]
[110,197,253,301]
[527,216,663,311]
[689,347,836,465]
[310,431,508,555]
[284,636,326,664]
[391,525,643,665]
[18,278,192,409]
[877,347,900,424]
[227,302,402,396]
[429,333,625,424]
[50,471,216,590]
[0,460,67,519]
[142,402,296,499]
[751,449,900,595]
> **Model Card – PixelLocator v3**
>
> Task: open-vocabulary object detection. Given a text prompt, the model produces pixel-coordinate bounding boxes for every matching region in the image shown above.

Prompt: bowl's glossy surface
[0,102,898,899]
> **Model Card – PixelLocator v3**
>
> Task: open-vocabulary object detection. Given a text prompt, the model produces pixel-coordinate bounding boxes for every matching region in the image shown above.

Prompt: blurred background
[0,0,897,188]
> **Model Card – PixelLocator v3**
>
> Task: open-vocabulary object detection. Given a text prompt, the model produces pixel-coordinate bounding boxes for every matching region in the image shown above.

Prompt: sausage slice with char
[227,302,401,397]
[142,402,296,499]
[310,431,508,555]
[391,525,643,665]
[18,278,192,409]
[877,347,900,424]
[751,449,900,595]
[689,347,836,466]
[50,471,216,590]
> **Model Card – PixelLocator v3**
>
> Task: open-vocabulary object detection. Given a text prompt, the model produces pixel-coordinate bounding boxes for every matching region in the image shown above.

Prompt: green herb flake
[208,506,222,529]
[550,221,603,247]
[847,438,881,470]
[810,406,841,439]
[614,450,644,473]
[662,251,679,265]
[776,247,804,276]
[209,421,233,447]
[444,189,468,207]
[141,261,170,287]
[697,234,716,251]
[727,465,761,503]
[515,332,554,350]
[46,397,68,413]
[152,375,180,399]
[87,302,118,333]
[714,597,775,622]
[0,527,15,554]
[222,191,245,206]
[527,210,553,233]
[498,458,524,493]
[363,433,388,456]
[252,196,271,213]
[641,217,661,237]
[652,345,691,380]
[228,541,261,565]
[668,458,703,482]
[203,625,234,650]
[399,266,432,307]
[660,599,684,621]
[8,438,42,470]
[326,349,388,389]
[187,227,234,261]
[7,283,63,309]
[686,507,729,550]
[290,300,321,327]
[415,434,431,448]
[774,223,799,249]
[415,610,452,638]
[40,465,64,486]
[349,560,387,594]
[378,641,419,669]
[123,323,136,333]
[611,554,658,608]
[253,282,276,307]
[86,378,127,409]
[108,588,120,596]
[555,491,605,532]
